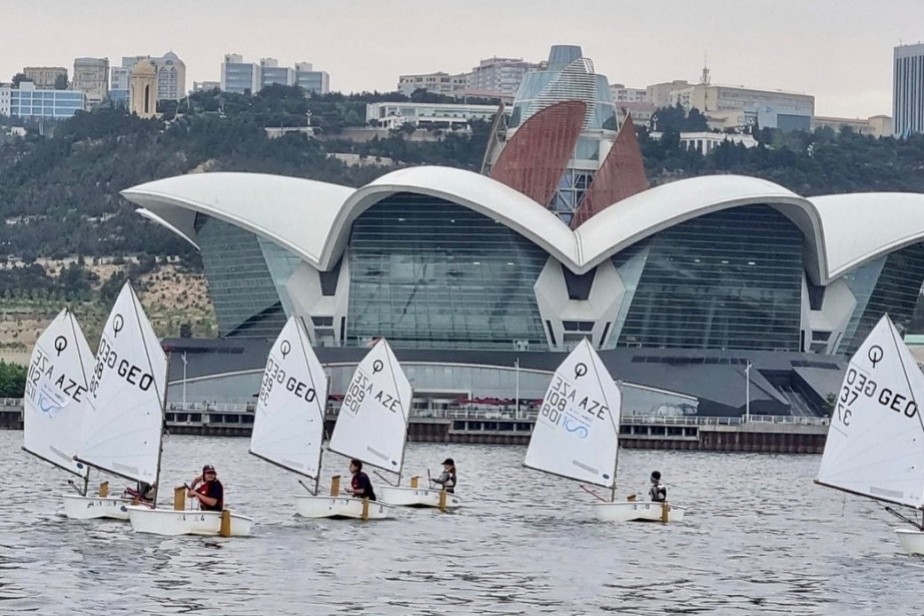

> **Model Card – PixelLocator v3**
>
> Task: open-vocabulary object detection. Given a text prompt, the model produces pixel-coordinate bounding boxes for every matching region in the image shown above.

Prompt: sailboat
[248,316,352,515]
[525,339,685,523]
[816,314,924,555]
[339,338,461,510]
[24,308,128,519]
[294,338,404,520]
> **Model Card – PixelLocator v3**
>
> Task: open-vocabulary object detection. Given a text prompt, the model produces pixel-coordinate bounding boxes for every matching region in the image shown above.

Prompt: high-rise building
[468,57,540,98]
[23,66,68,89]
[259,58,295,88]
[221,54,260,95]
[893,43,924,137]
[111,53,186,103]
[294,62,329,94]
[72,57,109,107]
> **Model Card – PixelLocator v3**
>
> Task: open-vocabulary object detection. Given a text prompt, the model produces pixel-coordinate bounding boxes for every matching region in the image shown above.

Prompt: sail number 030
[837,367,918,425]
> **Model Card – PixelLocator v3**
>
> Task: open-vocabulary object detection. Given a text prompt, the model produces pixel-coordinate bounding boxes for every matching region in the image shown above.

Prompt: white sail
[329,338,412,474]
[22,308,95,477]
[249,316,328,478]
[817,314,924,508]
[525,339,621,489]
[75,282,167,485]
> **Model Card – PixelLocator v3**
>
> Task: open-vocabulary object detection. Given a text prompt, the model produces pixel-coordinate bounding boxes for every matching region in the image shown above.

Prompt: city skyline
[3,0,923,118]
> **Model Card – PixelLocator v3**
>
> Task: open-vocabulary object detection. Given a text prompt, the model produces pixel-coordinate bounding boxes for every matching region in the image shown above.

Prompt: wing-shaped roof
[123,169,924,284]
[809,192,924,278]
[122,172,353,265]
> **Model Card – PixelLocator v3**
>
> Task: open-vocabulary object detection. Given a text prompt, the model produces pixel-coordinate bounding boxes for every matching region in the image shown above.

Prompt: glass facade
[10,89,84,119]
[839,241,924,354]
[195,216,287,338]
[614,205,804,351]
[346,193,548,350]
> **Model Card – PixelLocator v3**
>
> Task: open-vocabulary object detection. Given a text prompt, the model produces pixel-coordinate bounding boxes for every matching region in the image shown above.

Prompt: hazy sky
[4,0,923,117]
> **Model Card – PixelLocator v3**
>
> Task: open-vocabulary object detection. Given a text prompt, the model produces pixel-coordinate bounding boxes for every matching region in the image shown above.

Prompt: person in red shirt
[187,464,224,511]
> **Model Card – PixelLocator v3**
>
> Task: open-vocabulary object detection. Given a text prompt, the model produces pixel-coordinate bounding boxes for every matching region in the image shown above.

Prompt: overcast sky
[4,0,922,118]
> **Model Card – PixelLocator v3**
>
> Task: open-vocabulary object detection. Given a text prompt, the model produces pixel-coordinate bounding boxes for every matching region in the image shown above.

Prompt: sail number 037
[837,367,918,426]
[259,356,317,404]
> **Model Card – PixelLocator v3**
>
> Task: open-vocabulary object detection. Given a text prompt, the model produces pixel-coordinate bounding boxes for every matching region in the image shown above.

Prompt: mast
[68,309,93,496]
[610,380,623,503]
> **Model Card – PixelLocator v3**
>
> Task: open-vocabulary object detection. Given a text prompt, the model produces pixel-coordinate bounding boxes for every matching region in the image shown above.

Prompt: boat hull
[895,529,924,555]
[379,486,462,509]
[592,501,686,523]
[62,494,131,520]
[126,506,253,536]
[294,496,394,519]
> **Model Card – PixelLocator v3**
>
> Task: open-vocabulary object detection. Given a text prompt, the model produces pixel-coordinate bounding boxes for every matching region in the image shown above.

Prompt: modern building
[671,82,814,131]
[221,55,329,95]
[72,57,109,107]
[221,54,259,95]
[193,81,221,92]
[366,101,504,130]
[893,43,924,137]
[294,62,330,95]
[397,71,469,97]
[23,66,67,89]
[1,82,85,119]
[259,58,295,89]
[120,45,924,420]
[468,57,541,98]
[111,53,186,103]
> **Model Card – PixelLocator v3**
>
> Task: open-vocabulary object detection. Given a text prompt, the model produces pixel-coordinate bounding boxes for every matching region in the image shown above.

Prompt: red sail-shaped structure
[489,100,586,207]
[571,114,648,229]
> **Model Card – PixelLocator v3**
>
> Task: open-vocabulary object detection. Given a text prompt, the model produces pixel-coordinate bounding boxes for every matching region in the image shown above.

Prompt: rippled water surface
[2,430,922,615]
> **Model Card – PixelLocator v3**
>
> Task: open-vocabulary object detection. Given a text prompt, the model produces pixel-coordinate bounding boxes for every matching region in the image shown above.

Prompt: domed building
[121,46,924,420]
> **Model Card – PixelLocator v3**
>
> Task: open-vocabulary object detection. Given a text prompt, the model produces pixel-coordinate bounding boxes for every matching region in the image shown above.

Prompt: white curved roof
[809,192,924,279]
[122,172,353,264]
[122,169,924,284]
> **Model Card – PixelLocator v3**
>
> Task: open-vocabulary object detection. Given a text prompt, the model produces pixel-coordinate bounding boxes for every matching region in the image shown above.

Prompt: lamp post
[182,351,188,410]
[744,360,751,423]
[514,357,520,420]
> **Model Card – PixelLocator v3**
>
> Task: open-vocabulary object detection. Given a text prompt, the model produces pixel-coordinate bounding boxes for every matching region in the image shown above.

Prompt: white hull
[592,501,686,523]
[62,494,131,520]
[294,495,394,520]
[379,486,462,509]
[127,506,254,536]
[895,529,924,555]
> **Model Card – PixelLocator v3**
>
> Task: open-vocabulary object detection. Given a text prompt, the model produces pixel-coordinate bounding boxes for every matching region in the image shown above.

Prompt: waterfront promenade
[1,398,828,453]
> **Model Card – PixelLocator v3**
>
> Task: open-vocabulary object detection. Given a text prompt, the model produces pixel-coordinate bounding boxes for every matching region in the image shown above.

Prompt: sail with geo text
[249,316,328,479]
[525,339,621,489]
[75,282,167,485]
[816,314,924,509]
[22,308,95,478]
[328,338,412,474]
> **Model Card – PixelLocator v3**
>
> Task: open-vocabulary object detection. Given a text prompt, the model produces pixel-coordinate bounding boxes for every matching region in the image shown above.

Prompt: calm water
[1,430,921,615]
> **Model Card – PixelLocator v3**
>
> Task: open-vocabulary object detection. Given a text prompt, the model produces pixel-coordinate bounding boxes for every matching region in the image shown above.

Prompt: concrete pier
[3,399,829,453]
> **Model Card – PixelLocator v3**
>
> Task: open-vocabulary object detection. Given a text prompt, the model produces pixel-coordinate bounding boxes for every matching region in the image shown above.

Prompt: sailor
[124,481,156,503]
[431,458,457,494]
[346,459,376,501]
[649,470,667,502]
[187,464,224,511]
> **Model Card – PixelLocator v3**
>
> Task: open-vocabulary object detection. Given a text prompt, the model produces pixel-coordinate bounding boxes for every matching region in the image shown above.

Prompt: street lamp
[182,351,188,410]
[514,358,520,420]
[744,360,751,423]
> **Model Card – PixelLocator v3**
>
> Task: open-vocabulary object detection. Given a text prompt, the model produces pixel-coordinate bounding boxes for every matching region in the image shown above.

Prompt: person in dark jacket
[346,459,376,501]
[649,470,667,502]
[431,458,457,494]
